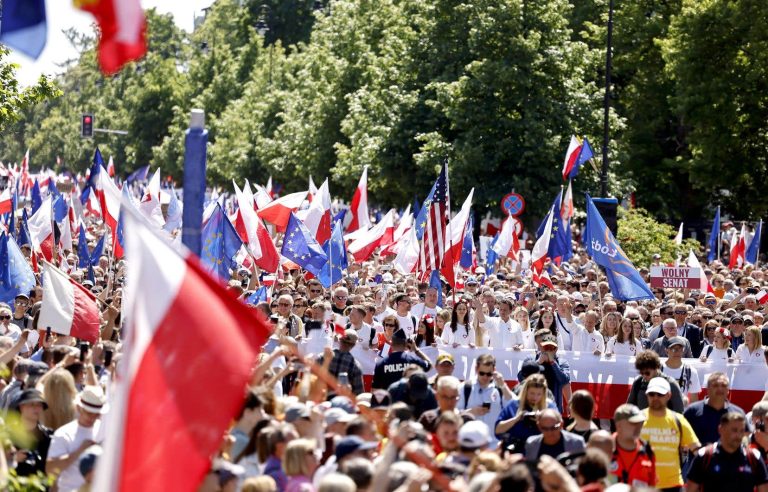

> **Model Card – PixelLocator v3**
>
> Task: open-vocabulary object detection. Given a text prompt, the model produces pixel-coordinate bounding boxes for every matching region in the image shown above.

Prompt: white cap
[645,377,671,395]
[458,421,491,449]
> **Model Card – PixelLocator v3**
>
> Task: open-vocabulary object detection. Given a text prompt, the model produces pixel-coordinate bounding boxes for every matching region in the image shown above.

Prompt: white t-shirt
[411,303,438,319]
[441,324,476,346]
[572,326,605,354]
[457,381,512,444]
[735,344,765,364]
[520,329,536,350]
[480,316,523,349]
[395,313,416,338]
[663,363,702,396]
[554,313,580,351]
[704,346,732,362]
[49,419,104,492]
[606,338,644,356]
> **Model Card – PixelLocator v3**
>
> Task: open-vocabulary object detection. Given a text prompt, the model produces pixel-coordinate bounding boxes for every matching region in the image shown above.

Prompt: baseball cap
[330,396,356,414]
[645,377,671,395]
[325,407,355,426]
[436,353,455,366]
[614,404,646,423]
[284,403,311,423]
[466,276,478,286]
[340,329,359,345]
[335,435,377,460]
[667,336,686,348]
[458,421,491,449]
[540,335,558,348]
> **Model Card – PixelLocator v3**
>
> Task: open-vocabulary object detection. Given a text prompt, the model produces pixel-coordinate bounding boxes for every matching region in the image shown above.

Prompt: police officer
[371,329,431,390]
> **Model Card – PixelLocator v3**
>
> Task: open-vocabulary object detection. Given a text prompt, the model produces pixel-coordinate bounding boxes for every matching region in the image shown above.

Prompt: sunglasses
[383,323,397,327]
[0,315,10,320]
[294,304,307,308]
[335,295,348,300]
[478,371,494,377]
[540,423,562,432]
[310,289,322,293]
[674,311,687,315]
[278,302,292,307]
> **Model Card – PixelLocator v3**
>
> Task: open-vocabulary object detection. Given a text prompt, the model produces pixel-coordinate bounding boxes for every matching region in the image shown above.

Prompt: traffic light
[81,113,94,138]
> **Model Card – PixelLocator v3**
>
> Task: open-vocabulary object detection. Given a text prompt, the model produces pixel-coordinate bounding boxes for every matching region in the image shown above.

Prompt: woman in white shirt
[514,307,536,349]
[606,319,644,356]
[440,299,476,347]
[736,325,764,363]
[700,327,734,363]
[600,312,621,341]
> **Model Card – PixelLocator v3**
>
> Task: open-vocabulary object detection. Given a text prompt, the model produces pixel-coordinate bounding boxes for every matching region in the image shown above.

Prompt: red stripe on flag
[69,280,101,344]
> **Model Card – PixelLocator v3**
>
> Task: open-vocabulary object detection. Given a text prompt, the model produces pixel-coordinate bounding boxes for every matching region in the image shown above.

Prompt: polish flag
[107,156,116,177]
[257,191,307,232]
[76,0,147,75]
[94,168,122,233]
[28,196,54,261]
[440,188,474,286]
[253,185,272,210]
[491,214,520,260]
[561,135,583,180]
[139,169,164,228]
[756,290,768,305]
[93,212,272,492]
[233,180,263,260]
[38,263,100,343]
[530,209,555,286]
[347,166,371,233]
[393,228,420,275]
[687,250,714,294]
[729,225,746,269]
[0,188,12,215]
[561,181,574,220]
[348,209,395,262]
[300,179,332,244]
[380,206,412,257]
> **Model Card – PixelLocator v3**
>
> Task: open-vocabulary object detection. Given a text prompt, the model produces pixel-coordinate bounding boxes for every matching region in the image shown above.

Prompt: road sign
[501,193,525,217]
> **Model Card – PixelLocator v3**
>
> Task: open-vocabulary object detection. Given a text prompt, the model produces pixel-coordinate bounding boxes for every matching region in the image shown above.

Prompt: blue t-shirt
[372,351,430,389]
[495,398,558,445]
[683,399,745,445]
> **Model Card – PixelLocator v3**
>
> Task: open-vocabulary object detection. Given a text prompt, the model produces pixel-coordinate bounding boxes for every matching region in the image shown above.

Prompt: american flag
[418,162,449,273]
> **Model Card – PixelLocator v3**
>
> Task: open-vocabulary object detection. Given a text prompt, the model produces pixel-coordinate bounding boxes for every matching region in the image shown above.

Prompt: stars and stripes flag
[418,162,449,274]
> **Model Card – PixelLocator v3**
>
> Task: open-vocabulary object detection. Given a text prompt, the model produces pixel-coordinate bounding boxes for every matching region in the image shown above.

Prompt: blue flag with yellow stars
[281,213,328,277]
[584,194,654,301]
[0,233,35,306]
[318,220,347,288]
[536,189,572,264]
[201,203,243,280]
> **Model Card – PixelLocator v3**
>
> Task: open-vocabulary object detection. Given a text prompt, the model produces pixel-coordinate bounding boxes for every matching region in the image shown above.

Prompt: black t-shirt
[687,443,768,492]
[538,437,566,459]
[372,351,430,389]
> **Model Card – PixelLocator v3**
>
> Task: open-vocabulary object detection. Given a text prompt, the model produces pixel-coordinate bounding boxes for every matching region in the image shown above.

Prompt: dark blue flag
[429,270,443,308]
[87,264,96,285]
[247,286,269,305]
[0,233,36,306]
[707,206,721,264]
[536,190,572,264]
[746,220,762,265]
[31,180,42,214]
[201,204,243,280]
[18,209,31,247]
[282,213,328,277]
[90,234,105,266]
[7,191,17,240]
[486,233,500,275]
[460,215,474,269]
[333,209,347,226]
[414,180,438,241]
[319,220,348,288]
[0,0,47,59]
[77,225,90,269]
[126,165,150,183]
[413,195,421,219]
[584,194,654,301]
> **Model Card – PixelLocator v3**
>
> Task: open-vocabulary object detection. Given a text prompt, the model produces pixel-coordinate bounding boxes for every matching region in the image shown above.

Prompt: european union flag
[746,220,762,265]
[486,232,500,275]
[31,180,42,215]
[414,180,438,241]
[90,233,105,266]
[201,203,243,280]
[536,190,572,264]
[77,225,90,269]
[126,164,150,183]
[0,233,35,306]
[282,213,328,277]
[707,206,720,263]
[81,148,105,205]
[18,209,31,247]
[332,209,346,227]
[318,220,348,288]
[0,0,47,59]
[568,138,594,180]
[460,215,474,269]
[584,194,653,301]
[247,286,268,305]
[429,270,443,308]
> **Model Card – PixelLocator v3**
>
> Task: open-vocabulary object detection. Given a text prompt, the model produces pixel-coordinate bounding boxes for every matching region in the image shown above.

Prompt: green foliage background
[1,0,767,226]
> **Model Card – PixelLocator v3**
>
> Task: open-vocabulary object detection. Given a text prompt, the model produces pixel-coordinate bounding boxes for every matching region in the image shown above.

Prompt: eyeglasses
[335,295,348,300]
[278,302,292,307]
[627,317,640,321]
[294,304,307,308]
[732,320,744,324]
[0,315,10,320]
[478,371,493,377]
[674,310,687,315]
[383,323,397,327]
[539,423,562,432]
[310,289,322,293]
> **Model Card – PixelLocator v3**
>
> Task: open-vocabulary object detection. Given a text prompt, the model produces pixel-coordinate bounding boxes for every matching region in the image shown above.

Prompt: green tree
[617,207,701,268]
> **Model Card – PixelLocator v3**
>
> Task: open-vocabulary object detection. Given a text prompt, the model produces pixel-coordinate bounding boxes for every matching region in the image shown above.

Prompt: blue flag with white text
[584,194,654,301]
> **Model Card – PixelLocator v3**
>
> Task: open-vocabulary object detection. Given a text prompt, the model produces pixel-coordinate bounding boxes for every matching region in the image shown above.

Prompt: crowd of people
[2,203,768,492]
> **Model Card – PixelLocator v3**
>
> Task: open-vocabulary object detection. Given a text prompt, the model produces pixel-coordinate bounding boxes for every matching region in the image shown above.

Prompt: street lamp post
[601,0,614,197]
[255,4,273,85]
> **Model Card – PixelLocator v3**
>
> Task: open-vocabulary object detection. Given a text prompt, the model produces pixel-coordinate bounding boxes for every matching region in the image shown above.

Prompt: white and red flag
[440,188,474,286]
[0,187,12,215]
[257,191,307,232]
[729,224,746,269]
[38,262,100,343]
[93,211,272,491]
[491,215,520,260]
[348,209,395,262]
[28,196,54,261]
[347,166,371,233]
[531,206,555,287]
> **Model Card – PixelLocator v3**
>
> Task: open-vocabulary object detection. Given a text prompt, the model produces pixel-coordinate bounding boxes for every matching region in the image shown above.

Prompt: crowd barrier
[298,337,768,418]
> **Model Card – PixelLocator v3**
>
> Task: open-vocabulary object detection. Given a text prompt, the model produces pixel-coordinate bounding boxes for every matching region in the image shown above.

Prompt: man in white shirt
[373,286,397,323]
[348,305,376,349]
[393,293,417,338]
[411,286,439,319]
[572,310,605,354]
[47,386,108,492]
[474,298,523,350]
[554,295,581,351]
[456,354,514,444]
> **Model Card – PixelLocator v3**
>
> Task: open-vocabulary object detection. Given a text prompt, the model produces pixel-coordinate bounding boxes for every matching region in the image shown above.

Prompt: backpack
[462,380,502,409]
[677,365,692,393]
[704,345,733,359]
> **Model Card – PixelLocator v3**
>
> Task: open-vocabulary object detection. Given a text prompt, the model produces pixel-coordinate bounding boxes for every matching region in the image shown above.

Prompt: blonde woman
[283,438,319,492]
[41,368,77,430]
[735,325,765,363]
[606,318,644,356]
[514,307,536,349]
[600,312,622,340]
[435,309,451,339]
[700,328,734,363]
[494,374,555,449]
